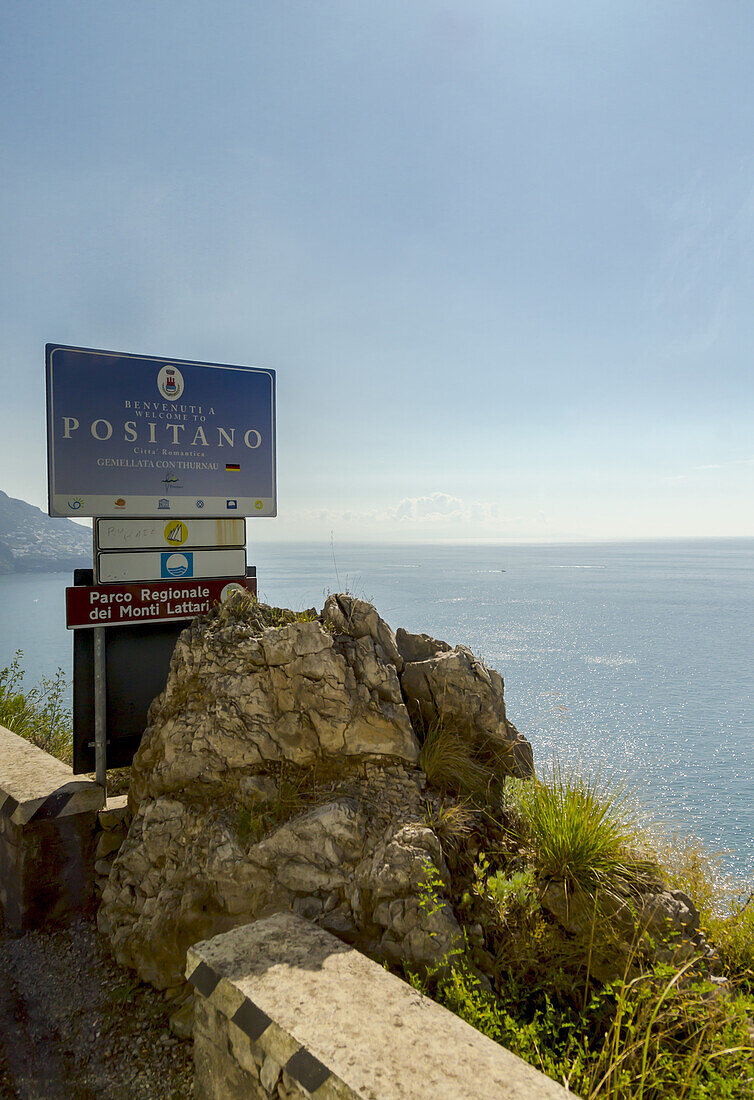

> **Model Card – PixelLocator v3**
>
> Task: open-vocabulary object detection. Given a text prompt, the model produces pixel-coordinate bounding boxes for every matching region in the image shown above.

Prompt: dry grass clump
[212,590,318,631]
[418,721,495,796]
[710,896,754,992]
[417,718,522,798]
[423,797,480,858]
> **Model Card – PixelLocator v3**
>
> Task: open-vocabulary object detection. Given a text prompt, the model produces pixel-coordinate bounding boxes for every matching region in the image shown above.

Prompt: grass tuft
[423,798,479,854]
[418,721,495,797]
[505,766,657,899]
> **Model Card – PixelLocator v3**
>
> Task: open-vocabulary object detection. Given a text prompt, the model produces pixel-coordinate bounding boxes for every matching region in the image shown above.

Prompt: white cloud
[252,490,540,542]
[390,491,477,522]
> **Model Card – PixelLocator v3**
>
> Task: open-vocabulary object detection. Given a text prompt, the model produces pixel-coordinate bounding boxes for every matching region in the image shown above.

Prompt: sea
[1,539,752,883]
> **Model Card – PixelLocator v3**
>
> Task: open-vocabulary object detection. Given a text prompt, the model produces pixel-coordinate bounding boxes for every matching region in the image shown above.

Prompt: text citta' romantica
[58,418,262,449]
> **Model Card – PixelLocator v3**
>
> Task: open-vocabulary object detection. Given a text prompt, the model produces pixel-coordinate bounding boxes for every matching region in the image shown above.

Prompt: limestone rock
[359,822,450,903]
[99,795,370,988]
[400,643,533,778]
[396,628,452,664]
[323,593,404,671]
[638,889,700,937]
[249,799,366,896]
[99,595,533,990]
[98,794,130,830]
[95,829,124,860]
[540,880,635,938]
[540,880,711,977]
[353,822,463,973]
[129,612,419,807]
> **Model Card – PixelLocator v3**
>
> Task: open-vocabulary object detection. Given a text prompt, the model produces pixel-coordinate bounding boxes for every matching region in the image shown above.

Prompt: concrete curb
[187,912,574,1100]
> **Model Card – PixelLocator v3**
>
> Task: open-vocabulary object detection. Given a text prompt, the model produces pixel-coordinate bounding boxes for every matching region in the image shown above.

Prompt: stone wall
[93,794,131,896]
[187,912,572,1100]
[0,724,104,934]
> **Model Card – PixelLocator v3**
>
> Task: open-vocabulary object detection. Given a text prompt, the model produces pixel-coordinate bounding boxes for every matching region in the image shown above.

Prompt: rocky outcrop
[397,627,533,778]
[539,879,718,977]
[128,605,419,808]
[99,595,531,990]
[353,821,462,971]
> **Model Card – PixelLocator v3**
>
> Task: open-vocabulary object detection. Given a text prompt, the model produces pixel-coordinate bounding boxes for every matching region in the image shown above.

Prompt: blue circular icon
[165,553,189,577]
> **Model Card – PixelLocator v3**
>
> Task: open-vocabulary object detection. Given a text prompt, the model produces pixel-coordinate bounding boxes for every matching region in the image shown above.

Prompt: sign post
[93,626,107,788]
[47,344,275,781]
[90,525,107,790]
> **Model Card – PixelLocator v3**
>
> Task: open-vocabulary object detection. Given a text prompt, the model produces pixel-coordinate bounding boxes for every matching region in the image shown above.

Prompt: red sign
[66,576,257,629]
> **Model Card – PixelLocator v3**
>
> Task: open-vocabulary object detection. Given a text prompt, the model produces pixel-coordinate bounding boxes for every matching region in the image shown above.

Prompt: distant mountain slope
[0,490,90,573]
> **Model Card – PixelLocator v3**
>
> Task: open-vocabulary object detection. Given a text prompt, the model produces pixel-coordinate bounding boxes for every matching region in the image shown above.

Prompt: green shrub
[581,962,754,1099]
[0,650,72,764]
[417,944,754,1099]
[473,854,538,924]
[416,769,754,1097]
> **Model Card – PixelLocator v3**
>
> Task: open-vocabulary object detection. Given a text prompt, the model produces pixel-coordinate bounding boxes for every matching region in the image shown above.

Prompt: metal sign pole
[92,521,107,796]
[93,626,107,790]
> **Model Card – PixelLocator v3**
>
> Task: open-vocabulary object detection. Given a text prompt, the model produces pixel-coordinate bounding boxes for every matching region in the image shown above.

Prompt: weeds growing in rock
[0,650,72,764]
[418,720,494,797]
[211,590,317,631]
[233,760,335,846]
[423,798,478,857]
[413,759,754,1098]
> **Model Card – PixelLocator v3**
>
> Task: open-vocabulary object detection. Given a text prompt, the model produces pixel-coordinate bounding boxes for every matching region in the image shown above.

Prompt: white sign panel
[96,517,246,550]
[46,344,276,519]
[97,548,246,584]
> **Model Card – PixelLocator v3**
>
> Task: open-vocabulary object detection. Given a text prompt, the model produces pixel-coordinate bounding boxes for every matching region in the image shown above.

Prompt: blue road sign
[161,552,194,578]
[46,344,276,518]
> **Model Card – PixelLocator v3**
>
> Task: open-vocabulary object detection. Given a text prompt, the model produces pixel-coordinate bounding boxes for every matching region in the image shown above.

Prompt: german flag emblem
[225,463,240,472]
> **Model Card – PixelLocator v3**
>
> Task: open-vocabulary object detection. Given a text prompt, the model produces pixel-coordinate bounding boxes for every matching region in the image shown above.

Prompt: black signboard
[71,566,257,774]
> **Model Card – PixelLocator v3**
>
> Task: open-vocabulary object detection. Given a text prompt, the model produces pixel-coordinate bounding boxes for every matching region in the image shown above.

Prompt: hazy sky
[1,1,752,542]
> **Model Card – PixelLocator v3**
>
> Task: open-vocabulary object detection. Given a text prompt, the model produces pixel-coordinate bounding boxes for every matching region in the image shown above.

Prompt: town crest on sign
[157,365,184,401]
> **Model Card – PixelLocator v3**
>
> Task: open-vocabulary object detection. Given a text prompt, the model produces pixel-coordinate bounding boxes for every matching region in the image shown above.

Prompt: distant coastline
[0,489,89,574]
